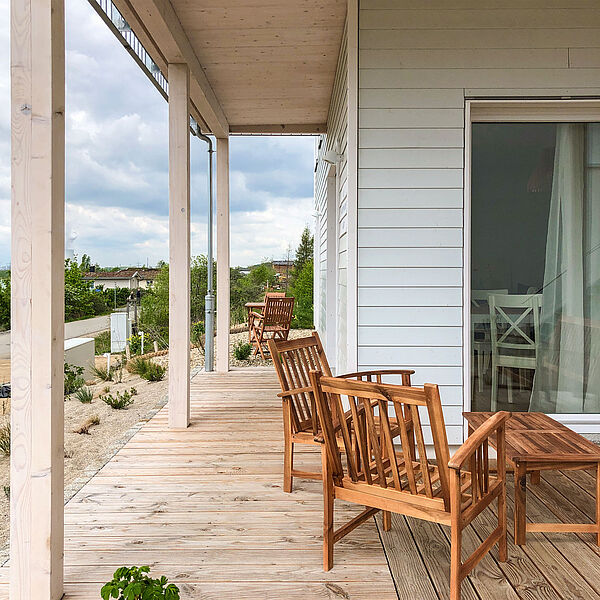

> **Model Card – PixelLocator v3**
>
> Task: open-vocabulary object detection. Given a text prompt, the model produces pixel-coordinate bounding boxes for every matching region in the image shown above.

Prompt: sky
[0,0,316,269]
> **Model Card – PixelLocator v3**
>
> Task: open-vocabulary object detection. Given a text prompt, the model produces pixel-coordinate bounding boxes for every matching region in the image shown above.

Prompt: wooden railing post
[10,0,65,597]
[168,62,191,428]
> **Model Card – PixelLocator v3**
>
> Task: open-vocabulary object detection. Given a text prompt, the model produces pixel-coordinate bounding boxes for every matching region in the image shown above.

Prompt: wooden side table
[464,411,600,546]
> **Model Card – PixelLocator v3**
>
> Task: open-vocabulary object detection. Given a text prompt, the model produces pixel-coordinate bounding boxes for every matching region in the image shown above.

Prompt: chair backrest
[265,291,286,300]
[263,296,295,328]
[471,289,509,307]
[489,293,542,357]
[269,332,332,434]
[310,372,451,508]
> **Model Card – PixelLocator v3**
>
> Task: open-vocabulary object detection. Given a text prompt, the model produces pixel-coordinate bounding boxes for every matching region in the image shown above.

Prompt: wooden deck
[0,368,396,599]
[379,466,600,600]
[2,368,600,598]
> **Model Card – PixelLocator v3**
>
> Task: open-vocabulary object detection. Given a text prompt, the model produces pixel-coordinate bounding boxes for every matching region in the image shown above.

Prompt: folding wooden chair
[268,332,415,492]
[249,296,295,359]
[310,371,509,600]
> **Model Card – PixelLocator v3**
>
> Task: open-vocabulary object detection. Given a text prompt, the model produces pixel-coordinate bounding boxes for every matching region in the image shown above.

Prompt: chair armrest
[250,312,264,319]
[448,411,510,471]
[337,369,416,381]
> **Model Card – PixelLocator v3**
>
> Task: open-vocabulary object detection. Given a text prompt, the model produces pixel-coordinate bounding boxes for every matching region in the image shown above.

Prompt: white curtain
[531,124,600,413]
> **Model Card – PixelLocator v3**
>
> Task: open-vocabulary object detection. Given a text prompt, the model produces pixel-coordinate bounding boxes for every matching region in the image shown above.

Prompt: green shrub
[3,485,9,499]
[64,363,85,396]
[290,259,314,329]
[233,340,252,361]
[128,334,142,355]
[74,386,93,404]
[141,362,165,382]
[191,321,205,350]
[127,357,149,376]
[101,566,180,600]
[0,421,9,456]
[100,388,135,410]
[91,363,114,382]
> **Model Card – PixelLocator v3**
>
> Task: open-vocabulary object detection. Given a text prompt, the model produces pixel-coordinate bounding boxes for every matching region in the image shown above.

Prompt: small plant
[127,357,149,376]
[100,388,135,410]
[64,363,85,396]
[0,421,9,456]
[233,340,252,361]
[140,361,165,382]
[74,386,93,404]
[128,334,142,356]
[130,387,138,396]
[101,566,180,600]
[3,485,9,500]
[73,415,100,434]
[91,363,113,382]
[191,321,205,352]
[103,385,111,394]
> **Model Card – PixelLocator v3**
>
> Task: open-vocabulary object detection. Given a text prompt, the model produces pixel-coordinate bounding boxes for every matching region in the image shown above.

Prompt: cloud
[0,0,315,269]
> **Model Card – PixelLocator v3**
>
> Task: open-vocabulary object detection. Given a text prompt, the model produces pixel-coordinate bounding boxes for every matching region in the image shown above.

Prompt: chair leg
[383,511,392,531]
[491,365,498,411]
[322,448,334,571]
[507,369,514,404]
[477,349,483,393]
[450,522,462,600]
[283,430,294,493]
[498,475,508,562]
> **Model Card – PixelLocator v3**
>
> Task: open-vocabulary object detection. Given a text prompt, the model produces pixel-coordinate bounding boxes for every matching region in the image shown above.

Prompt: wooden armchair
[268,332,415,492]
[249,296,295,358]
[309,371,509,600]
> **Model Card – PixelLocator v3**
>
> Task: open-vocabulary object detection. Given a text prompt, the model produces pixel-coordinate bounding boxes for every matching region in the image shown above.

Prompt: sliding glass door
[470,119,600,414]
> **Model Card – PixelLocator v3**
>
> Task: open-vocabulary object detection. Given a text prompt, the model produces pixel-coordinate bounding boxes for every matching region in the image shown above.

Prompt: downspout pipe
[194,126,215,372]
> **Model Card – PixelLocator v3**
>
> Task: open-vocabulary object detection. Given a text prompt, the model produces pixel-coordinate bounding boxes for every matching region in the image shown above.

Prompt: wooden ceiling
[117,0,347,135]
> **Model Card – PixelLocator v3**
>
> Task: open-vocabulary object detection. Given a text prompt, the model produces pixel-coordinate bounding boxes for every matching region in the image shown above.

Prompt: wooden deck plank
[0,369,396,599]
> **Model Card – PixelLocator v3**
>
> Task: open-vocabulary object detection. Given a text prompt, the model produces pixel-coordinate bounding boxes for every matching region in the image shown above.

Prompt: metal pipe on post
[194,126,215,371]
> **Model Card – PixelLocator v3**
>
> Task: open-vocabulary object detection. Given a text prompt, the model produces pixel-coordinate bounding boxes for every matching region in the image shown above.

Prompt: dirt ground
[0,328,313,560]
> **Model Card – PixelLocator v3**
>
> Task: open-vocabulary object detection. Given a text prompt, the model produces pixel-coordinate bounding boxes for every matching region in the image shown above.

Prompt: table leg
[514,462,527,546]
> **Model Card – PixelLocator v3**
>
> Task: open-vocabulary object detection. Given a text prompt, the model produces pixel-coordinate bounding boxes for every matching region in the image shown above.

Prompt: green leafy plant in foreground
[101,566,180,600]
[74,386,94,404]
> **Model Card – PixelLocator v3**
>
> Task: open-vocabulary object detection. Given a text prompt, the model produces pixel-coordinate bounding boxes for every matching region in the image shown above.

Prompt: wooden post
[10,0,65,598]
[216,137,230,372]
[168,63,191,428]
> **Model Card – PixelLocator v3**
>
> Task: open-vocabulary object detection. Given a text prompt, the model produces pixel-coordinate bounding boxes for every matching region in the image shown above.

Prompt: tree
[0,277,10,330]
[290,259,313,328]
[294,226,314,274]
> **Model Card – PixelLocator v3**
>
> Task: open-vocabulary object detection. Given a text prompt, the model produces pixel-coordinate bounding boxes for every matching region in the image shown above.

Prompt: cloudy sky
[0,0,315,269]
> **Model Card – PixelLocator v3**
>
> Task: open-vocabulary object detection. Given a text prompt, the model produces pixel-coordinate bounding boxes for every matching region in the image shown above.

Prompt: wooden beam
[168,63,191,428]
[229,124,327,135]
[216,137,230,373]
[127,0,229,138]
[10,0,65,598]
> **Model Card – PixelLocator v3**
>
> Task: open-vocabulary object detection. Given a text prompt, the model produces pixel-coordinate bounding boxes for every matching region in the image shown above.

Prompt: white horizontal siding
[353,1,600,444]
[358,287,462,307]
[359,326,463,346]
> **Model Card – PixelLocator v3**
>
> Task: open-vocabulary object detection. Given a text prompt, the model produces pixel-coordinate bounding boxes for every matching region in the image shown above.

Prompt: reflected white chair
[471,289,508,393]
[489,293,542,411]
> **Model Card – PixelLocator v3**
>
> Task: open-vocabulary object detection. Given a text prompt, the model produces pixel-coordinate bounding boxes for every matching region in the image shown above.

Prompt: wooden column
[216,137,230,372]
[10,0,65,598]
[168,63,191,428]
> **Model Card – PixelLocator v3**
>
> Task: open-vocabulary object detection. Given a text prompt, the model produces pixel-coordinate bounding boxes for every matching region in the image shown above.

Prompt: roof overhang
[112,0,345,136]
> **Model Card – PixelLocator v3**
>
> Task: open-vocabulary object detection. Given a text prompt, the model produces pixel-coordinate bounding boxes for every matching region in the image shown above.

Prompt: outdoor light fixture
[322,150,343,165]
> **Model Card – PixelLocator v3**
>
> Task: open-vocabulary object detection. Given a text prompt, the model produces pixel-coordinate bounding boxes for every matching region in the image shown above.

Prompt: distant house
[84,268,160,290]
[271,260,294,283]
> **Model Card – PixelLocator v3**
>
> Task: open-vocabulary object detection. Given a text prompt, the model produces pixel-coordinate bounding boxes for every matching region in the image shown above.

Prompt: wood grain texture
[10,0,65,598]
[0,369,396,599]
[168,63,191,428]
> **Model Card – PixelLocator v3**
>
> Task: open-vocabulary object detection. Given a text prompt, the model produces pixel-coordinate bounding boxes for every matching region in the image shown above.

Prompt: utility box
[111,312,131,353]
[64,337,95,381]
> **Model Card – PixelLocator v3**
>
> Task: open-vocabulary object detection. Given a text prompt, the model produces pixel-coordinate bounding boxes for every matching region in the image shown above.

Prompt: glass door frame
[463,99,600,439]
